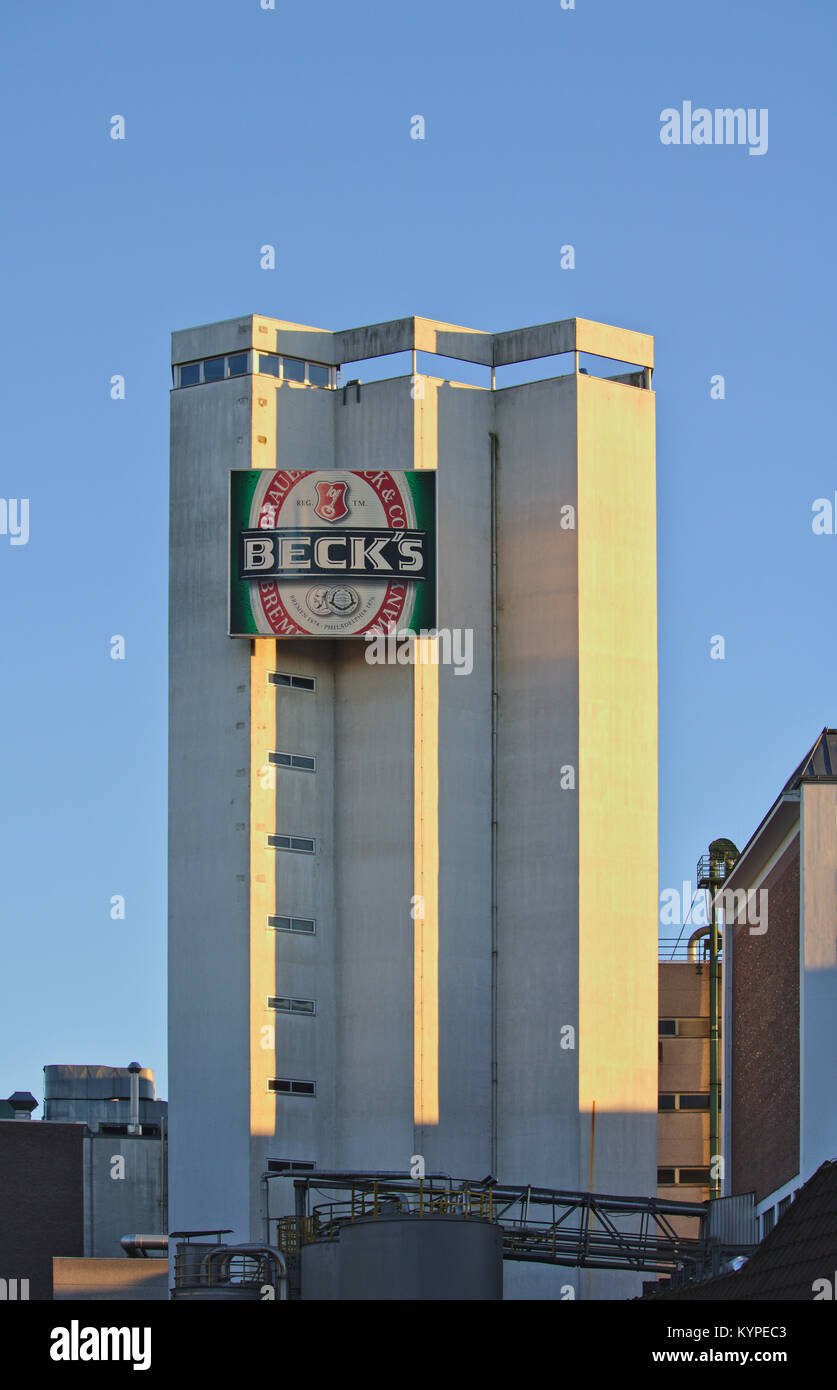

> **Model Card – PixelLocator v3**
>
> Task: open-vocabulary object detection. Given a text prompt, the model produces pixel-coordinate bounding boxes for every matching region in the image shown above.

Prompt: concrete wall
[431,382,493,1177]
[168,348,253,1244]
[85,1135,165,1257]
[495,371,658,1299]
[576,372,658,1223]
[495,376,581,1198]
[250,637,336,1206]
[660,962,708,1020]
[53,1257,168,1301]
[333,375,416,1173]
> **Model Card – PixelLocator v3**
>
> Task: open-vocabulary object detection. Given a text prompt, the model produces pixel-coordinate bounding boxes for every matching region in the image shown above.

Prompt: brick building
[722,729,837,1238]
[0,1117,84,1300]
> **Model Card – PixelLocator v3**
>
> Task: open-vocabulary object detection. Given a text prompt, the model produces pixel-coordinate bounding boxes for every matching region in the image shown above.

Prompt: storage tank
[300,1216,503,1300]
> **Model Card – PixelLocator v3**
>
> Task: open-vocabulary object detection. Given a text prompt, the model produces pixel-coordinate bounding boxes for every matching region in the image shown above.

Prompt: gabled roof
[780,728,837,791]
[645,1160,837,1300]
[722,728,837,893]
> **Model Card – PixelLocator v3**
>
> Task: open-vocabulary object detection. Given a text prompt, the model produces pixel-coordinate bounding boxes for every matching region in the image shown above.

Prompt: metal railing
[658,935,724,963]
[267,1173,752,1279]
[305,1181,495,1239]
[275,1215,317,1256]
[696,853,733,890]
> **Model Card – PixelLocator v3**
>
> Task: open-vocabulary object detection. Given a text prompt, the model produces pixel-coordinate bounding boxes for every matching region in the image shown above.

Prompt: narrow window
[267,996,316,1015]
[678,1094,710,1111]
[267,915,316,935]
[268,672,316,692]
[268,1078,316,1097]
[268,751,316,772]
[267,835,315,854]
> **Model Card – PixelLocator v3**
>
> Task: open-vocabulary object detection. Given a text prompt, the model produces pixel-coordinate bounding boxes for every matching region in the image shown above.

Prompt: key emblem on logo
[314,480,349,523]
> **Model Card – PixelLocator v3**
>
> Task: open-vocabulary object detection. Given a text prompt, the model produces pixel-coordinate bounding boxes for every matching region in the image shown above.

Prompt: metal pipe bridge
[263,1171,754,1278]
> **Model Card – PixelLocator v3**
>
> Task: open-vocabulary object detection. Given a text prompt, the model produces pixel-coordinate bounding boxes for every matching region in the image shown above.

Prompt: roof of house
[780,728,837,791]
[721,728,837,893]
[645,1160,837,1301]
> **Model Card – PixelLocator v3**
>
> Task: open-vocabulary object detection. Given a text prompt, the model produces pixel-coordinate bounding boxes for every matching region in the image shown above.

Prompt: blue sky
[1,0,834,1104]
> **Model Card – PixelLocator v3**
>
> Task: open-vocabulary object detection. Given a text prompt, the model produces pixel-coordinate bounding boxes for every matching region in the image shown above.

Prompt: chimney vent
[8,1091,38,1120]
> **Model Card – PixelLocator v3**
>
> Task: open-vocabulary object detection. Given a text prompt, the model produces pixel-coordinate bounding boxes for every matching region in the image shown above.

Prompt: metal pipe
[127,1061,141,1135]
[489,430,500,1178]
[284,1172,706,1216]
[687,926,711,961]
[85,1137,94,1257]
[269,1169,453,1184]
[201,1244,288,1300]
[121,1235,168,1258]
[160,1115,167,1236]
[586,1101,597,1299]
[709,893,721,1200]
[294,1178,307,1226]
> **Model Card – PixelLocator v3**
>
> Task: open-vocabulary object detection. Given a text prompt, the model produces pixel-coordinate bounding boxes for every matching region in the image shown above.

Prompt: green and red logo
[229,469,436,638]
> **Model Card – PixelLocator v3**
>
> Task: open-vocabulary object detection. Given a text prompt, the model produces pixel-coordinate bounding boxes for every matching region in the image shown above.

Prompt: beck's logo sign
[229,468,436,638]
[239,529,428,581]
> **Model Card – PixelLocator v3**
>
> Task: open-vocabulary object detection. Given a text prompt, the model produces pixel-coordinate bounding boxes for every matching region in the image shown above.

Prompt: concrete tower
[168,313,658,1298]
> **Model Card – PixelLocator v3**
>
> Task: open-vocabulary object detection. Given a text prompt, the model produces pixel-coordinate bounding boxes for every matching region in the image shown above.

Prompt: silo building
[168,312,658,1298]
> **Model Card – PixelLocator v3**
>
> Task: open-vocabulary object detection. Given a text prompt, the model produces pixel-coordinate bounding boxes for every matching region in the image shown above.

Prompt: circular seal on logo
[248,470,417,637]
[306,585,360,618]
[326,585,359,615]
